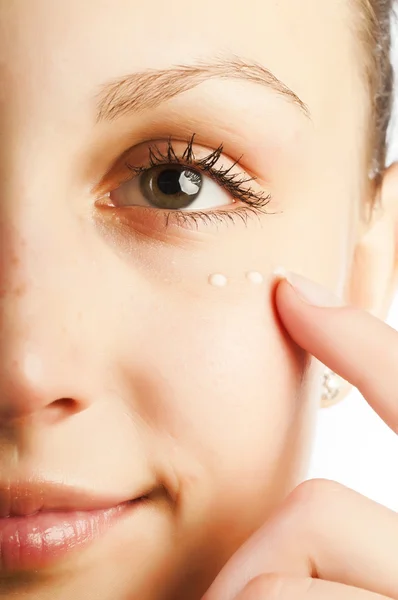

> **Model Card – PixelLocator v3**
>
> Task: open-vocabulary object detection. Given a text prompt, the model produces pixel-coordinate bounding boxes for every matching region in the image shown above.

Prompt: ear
[321,162,398,409]
[348,162,398,317]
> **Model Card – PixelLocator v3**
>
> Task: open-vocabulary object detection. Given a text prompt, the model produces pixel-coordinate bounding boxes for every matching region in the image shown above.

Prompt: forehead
[0,0,357,118]
[0,0,367,197]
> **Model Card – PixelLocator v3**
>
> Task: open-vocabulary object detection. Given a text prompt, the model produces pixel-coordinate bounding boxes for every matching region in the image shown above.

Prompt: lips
[0,481,144,517]
[0,480,151,572]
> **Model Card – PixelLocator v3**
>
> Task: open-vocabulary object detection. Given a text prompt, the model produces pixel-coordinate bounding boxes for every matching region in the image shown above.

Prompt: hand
[202,272,398,600]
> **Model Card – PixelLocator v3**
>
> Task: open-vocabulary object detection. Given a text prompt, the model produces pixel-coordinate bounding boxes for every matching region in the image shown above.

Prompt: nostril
[45,397,85,423]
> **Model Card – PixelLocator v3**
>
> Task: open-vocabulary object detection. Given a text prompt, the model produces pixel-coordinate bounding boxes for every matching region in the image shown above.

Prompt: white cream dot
[246,271,264,285]
[208,273,228,287]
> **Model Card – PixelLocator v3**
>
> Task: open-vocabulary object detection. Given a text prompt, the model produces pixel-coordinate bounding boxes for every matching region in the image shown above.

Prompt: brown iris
[139,165,203,210]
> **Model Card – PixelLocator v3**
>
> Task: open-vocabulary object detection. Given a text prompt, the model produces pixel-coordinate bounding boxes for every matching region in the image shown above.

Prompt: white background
[307,24,398,510]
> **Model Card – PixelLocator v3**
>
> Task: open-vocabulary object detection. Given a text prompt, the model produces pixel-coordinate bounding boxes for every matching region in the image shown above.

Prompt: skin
[204,275,398,599]
[0,0,397,599]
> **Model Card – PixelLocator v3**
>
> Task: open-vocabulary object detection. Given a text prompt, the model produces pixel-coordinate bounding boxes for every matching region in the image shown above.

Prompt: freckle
[14,284,26,298]
[208,273,228,288]
[246,271,264,285]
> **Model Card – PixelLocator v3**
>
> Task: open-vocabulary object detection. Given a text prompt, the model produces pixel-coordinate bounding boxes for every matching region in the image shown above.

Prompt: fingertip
[272,269,297,314]
[273,270,344,310]
[273,266,289,281]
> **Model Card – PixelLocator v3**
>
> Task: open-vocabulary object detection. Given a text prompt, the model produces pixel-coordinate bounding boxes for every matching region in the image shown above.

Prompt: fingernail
[274,268,344,307]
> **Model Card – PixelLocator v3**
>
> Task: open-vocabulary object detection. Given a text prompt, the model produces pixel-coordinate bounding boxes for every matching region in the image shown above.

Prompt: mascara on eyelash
[97,134,277,231]
[123,133,273,212]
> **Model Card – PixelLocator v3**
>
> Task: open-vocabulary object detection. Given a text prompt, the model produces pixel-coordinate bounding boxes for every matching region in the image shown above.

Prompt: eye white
[112,169,234,211]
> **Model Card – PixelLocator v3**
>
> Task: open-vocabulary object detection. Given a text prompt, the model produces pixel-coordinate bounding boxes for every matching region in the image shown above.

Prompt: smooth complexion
[0,1,397,599]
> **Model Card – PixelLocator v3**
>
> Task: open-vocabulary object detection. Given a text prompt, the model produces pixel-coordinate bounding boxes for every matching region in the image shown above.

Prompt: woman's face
[0,1,376,598]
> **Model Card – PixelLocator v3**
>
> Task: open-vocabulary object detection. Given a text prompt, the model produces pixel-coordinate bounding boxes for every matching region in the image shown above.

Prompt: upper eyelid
[126,140,237,174]
[123,139,259,191]
[97,138,232,185]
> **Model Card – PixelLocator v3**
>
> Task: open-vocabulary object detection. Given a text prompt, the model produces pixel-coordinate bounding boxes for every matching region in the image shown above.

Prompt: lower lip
[0,500,141,572]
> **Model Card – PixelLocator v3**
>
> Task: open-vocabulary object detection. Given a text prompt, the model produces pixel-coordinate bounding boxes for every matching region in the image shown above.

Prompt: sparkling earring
[321,367,341,403]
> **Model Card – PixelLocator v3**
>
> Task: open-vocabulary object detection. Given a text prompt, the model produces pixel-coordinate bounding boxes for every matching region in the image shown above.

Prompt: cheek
[113,277,319,502]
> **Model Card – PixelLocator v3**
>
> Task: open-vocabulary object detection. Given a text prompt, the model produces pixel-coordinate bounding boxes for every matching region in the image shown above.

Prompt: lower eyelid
[97,202,269,240]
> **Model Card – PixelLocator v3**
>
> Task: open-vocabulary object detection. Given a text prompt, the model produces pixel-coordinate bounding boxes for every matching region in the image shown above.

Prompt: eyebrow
[94,55,310,123]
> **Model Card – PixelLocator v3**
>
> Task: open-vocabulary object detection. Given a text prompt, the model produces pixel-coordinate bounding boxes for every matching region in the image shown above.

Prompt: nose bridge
[0,147,68,313]
[0,16,103,420]
[0,106,87,310]
[0,145,91,419]
[0,209,61,344]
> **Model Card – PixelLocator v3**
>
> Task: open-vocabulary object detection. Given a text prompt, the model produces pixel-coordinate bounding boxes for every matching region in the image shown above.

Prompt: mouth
[0,481,153,573]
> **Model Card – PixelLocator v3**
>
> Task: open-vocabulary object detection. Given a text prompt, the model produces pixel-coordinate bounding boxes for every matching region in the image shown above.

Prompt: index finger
[274,272,398,433]
[202,480,398,600]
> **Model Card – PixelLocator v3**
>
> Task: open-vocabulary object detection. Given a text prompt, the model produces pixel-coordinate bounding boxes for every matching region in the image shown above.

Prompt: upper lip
[0,480,150,518]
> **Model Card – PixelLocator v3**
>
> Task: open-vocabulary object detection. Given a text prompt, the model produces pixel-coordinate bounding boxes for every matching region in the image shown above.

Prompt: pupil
[157,169,181,195]
[140,165,203,210]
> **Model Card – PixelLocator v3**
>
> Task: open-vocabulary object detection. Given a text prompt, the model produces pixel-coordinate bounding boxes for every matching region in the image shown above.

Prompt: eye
[94,135,274,233]
[110,163,233,212]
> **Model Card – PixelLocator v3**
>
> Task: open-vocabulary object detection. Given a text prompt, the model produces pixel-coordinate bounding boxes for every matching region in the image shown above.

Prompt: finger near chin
[202,480,398,600]
[275,278,398,433]
[235,574,392,600]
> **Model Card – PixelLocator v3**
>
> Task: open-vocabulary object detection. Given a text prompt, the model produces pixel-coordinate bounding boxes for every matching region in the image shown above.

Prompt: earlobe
[348,161,398,319]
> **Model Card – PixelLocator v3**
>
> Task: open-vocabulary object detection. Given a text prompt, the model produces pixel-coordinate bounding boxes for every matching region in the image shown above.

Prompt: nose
[0,349,88,422]
[0,211,92,423]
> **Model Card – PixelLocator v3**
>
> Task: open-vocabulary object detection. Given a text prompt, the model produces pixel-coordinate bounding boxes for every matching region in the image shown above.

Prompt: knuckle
[287,479,343,516]
[281,479,347,538]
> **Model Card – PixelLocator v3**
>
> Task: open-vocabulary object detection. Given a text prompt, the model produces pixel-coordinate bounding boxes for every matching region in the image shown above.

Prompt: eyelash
[118,134,272,229]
